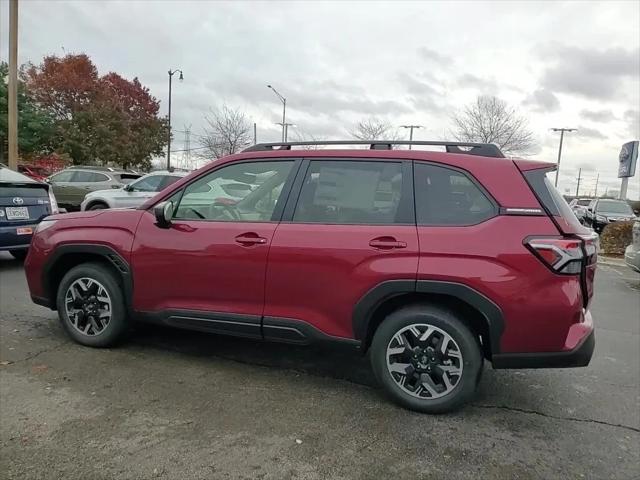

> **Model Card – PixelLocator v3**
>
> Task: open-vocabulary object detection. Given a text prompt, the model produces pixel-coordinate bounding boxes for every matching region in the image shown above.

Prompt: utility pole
[183,124,191,170]
[551,128,577,187]
[275,122,295,142]
[594,173,599,197]
[575,168,582,197]
[253,122,257,145]
[401,125,423,149]
[8,0,19,170]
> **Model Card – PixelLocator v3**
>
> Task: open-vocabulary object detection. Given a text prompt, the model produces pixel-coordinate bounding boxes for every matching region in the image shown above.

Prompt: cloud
[624,110,639,138]
[523,89,560,112]
[576,126,608,141]
[417,47,451,66]
[456,74,497,92]
[580,109,615,123]
[538,44,639,99]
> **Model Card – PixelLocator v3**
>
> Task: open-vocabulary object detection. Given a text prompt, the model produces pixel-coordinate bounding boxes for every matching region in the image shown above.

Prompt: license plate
[5,207,29,220]
[17,227,33,235]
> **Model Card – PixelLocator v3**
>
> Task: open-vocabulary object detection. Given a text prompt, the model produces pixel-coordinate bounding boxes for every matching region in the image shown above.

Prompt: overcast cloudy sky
[1,0,639,198]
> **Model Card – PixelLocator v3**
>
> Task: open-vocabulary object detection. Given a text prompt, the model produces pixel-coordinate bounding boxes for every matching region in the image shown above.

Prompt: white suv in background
[81,171,186,211]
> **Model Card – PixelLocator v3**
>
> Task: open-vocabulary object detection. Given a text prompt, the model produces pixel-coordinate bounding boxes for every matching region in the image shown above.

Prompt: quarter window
[174,161,293,222]
[293,161,404,224]
[414,163,496,225]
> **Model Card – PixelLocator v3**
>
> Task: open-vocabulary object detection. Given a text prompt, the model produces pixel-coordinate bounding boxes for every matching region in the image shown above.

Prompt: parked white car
[81,171,186,210]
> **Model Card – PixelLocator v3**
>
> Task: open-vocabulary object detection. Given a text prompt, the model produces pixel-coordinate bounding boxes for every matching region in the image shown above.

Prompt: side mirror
[154,201,174,228]
[123,184,133,192]
[44,178,51,184]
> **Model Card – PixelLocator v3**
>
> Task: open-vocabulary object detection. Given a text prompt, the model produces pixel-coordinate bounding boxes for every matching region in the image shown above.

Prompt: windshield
[597,200,633,215]
[577,199,591,206]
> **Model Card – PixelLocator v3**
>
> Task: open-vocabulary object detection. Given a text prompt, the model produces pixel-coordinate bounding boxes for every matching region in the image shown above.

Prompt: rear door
[48,170,76,207]
[263,158,418,340]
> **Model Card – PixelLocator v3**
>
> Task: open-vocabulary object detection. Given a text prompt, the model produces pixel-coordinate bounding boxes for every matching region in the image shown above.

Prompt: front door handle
[235,233,268,246]
[369,236,407,250]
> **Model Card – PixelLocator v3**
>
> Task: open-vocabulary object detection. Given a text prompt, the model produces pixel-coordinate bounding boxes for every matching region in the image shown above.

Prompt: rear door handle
[235,233,268,246]
[369,237,407,249]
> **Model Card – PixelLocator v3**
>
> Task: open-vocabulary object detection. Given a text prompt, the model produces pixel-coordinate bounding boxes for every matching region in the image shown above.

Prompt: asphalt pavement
[1,252,638,480]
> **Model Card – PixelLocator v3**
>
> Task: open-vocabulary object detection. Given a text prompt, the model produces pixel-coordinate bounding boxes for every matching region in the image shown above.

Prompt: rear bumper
[0,223,37,250]
[492,311,595,369]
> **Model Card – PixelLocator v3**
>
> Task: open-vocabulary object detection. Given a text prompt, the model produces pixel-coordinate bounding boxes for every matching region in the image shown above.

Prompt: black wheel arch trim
[352,279,505,355]
[41,244,133,311]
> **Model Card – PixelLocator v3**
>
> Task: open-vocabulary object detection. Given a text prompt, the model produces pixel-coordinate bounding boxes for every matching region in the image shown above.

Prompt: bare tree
[350,117,403,141]
[451,96,536,155]
[199,105,252,159]
[290,128,327,150]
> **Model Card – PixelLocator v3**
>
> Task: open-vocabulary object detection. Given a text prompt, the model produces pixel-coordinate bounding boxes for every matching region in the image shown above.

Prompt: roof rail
[242,140,505,158]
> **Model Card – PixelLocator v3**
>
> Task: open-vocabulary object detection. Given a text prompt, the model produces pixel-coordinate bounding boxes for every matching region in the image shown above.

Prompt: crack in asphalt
[1,341,69,365]
[472,404,640,433]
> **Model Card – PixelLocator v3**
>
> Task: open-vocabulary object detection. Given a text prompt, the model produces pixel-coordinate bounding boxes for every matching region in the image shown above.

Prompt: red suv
[24,141,598,413]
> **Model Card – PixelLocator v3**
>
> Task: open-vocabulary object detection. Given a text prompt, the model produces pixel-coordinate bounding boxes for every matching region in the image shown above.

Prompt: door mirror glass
[154,201,174,228]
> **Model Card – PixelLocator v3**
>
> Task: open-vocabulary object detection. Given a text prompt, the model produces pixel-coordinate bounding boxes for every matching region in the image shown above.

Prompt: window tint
[293,161,403,224]
[50,170,75,182]
[174,161,293,222]
[72,171,109,182]
[414,163,496,225]
[132,175,165,192]
[159,175,182,190]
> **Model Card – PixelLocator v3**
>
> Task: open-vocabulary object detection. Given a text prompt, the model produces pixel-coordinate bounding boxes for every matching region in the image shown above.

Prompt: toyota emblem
[12,197,24,205]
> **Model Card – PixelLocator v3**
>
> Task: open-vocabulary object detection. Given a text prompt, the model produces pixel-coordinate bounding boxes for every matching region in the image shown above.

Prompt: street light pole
[551,127,576,187]
[167,68,183,170]
[401,125,423,149]
[267,85,287,142]
[276,123,295,142]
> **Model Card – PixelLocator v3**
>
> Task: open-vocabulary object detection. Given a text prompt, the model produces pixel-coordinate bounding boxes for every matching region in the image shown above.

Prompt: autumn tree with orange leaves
[23,54,167,169]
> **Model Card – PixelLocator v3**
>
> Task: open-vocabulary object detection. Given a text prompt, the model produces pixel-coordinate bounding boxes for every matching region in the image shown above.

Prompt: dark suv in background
[583,198,636,233]
[46,166,141,211]
[25,140,597,413]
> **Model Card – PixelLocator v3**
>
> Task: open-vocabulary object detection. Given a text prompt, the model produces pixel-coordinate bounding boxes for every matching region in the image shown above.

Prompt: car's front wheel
[56,263,128,347]
[370,304,482,413]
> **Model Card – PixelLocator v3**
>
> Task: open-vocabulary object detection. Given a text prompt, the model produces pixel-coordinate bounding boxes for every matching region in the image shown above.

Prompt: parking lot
[0,252,638,480]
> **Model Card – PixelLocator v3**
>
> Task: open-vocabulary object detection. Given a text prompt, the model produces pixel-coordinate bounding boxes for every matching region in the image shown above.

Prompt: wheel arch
[353,280,504,359]
[42,244,132,311]
[84,199,110,210]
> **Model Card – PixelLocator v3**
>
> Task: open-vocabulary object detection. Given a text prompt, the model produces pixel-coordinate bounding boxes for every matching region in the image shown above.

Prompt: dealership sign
[618,141,638,178]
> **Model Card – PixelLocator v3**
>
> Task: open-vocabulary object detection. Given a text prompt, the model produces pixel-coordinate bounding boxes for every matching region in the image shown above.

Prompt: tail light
[525,237,585,274]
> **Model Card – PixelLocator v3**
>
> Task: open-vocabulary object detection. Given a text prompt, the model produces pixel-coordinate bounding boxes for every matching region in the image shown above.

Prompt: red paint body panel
[25,209,143,297]
[264,224,419,338]
[131,211,274,316]
[416,216,585,353]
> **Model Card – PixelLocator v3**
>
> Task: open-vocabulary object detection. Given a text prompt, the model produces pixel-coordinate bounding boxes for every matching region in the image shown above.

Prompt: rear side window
[523,168,583,230]
[293,160,404,225]
[414,163,496,225]
[159,175,182,190]
[72,171,109,182]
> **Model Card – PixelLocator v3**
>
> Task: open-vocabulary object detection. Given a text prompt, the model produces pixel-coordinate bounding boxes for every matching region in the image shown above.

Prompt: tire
[370,304,482,413]
[9,249,28,261]
[88,202,108,210]
[56,263,128,347]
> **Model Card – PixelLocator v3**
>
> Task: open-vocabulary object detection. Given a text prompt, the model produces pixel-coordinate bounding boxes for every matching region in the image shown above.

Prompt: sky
[1,0,639,199]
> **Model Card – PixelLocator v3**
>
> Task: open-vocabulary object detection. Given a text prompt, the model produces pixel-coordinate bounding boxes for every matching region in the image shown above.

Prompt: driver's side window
[173,160,293,222]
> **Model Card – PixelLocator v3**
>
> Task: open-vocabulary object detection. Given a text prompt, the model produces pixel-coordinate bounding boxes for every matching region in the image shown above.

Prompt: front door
[263,159,418,341]
[131,159,297,338]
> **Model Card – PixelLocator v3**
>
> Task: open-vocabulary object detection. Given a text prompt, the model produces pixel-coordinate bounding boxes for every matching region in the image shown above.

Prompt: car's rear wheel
[9,249,28,261]
[88,202,108,210]
[370,304,482,413]
[56,263,127,347]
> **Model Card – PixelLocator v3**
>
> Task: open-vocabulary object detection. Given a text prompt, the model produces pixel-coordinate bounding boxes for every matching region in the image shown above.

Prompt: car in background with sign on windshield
[0,164,59,260]
[46,166,141,211]
[81,170,187,210]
